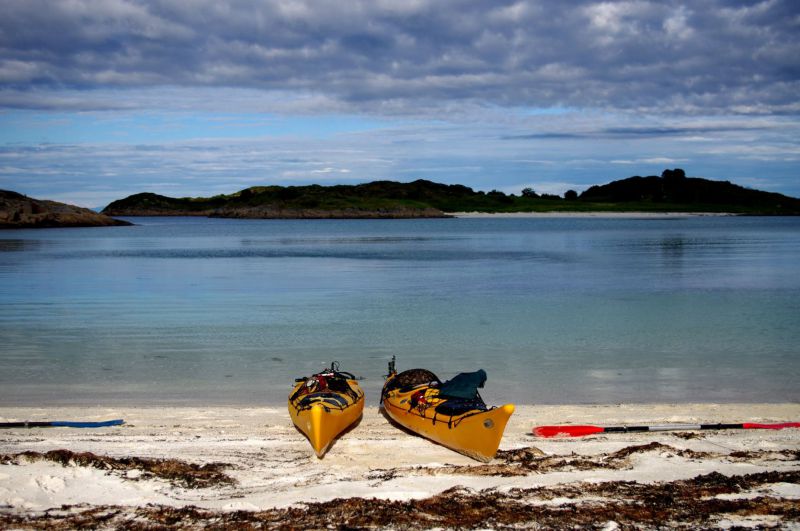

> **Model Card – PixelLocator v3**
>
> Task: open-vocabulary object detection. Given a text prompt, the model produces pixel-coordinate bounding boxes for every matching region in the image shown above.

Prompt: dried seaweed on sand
[0,449,234,488]
[2,470,798,530]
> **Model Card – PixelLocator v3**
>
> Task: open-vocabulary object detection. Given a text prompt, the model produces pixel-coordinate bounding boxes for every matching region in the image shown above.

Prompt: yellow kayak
[380,358,514,462]
[288,363,364,458]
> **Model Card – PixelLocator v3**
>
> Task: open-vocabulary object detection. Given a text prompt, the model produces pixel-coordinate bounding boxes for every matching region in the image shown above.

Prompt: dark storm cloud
[503,123,771,140]
[1,0,798,115]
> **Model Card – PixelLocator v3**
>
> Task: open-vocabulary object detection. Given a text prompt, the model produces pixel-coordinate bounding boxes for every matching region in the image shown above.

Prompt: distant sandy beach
[1,403,798,528]
[451,211,738,218]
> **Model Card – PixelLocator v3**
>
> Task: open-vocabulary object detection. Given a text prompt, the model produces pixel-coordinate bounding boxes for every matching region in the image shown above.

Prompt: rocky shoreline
[0,190,131,229]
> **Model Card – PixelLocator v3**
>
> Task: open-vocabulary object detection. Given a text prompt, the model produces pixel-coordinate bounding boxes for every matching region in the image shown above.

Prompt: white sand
[1,403,798,519]
[451,211,736,218]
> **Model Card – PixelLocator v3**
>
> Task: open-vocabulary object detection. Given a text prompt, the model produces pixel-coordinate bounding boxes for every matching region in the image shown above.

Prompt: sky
[1,0,798,208]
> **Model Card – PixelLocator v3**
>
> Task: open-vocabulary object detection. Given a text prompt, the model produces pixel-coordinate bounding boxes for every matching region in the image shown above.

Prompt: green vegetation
[102,192,226,213]
[576,169,800,215]
[102,170,800,217]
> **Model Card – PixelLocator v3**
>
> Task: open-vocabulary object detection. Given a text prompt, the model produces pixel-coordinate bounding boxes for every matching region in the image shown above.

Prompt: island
[102,170,800,218]
[102,181,458,219]
[0,190,132,229]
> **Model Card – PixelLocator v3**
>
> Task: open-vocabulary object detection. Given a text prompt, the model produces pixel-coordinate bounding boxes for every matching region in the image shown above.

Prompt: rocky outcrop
[0,190,132,229]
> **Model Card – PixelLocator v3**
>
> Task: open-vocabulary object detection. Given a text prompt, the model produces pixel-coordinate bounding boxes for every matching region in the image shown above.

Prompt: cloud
[610,157,688,165]
[502,120,779,141]
[310,167,351,174]
[0,0,797,115]
[1,1,799,204]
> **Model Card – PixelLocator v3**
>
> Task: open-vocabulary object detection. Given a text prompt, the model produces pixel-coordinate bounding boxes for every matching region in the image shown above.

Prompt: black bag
[438,369,487,400]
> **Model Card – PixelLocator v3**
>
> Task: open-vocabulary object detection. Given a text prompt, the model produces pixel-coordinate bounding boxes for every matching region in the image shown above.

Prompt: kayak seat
[385,368,441,394]
[298,392,349,410]
[326,376,359,399]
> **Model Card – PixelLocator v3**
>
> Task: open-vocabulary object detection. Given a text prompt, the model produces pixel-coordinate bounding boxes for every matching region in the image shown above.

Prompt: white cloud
[1,0,799,202]
[663,6,694,41]
[0,0,796,115]
[310,167,351,174]
[611,157,687,165]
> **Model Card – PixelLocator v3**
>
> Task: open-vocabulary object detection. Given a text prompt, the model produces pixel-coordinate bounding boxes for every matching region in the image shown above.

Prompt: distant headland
[0,190,132,229]
[3,169,799,229]
[103,169,800,218]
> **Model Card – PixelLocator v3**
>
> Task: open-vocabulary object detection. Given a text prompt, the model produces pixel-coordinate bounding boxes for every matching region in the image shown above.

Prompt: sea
[1,215,798,406]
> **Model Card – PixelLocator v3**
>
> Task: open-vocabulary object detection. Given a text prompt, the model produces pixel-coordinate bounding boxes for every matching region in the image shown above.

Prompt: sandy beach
[451,211,738,218]
[1,403,798,528]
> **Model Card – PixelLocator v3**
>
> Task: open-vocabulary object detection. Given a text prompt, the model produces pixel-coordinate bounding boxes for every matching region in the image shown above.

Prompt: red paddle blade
[533,425,604,438]
[742,422,800,430]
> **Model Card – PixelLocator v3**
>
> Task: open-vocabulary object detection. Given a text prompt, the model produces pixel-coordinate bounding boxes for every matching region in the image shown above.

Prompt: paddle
[0,419,124,429]
[533,422,800,438]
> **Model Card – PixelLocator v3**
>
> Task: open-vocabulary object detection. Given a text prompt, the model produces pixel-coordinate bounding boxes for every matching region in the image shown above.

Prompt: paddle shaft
[602,423,749,433]
[534,422,800,438]
[0,419,124,429]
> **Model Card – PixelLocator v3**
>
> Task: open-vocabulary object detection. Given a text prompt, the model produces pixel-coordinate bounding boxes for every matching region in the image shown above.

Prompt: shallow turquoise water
[1,216,798,405]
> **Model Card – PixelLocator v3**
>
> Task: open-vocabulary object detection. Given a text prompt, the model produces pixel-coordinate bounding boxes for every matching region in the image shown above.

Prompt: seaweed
[365,442,797,482]
[2,444,797,529]
[2,470,798,529]
[0,450,234,488]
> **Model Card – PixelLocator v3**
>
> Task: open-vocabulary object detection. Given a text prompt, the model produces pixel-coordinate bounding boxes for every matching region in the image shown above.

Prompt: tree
[662,168,687,202]
[487,189,513,204]
[521,187,538,198]
[564,189,578,200]
[662,168,686,181]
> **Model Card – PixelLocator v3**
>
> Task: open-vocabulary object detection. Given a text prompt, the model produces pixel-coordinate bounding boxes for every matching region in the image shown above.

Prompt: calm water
[1,216,798,406]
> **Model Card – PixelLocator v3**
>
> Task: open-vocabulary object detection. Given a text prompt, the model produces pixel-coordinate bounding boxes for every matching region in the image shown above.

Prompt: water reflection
[0,239,42,252]
[0,217,798,405]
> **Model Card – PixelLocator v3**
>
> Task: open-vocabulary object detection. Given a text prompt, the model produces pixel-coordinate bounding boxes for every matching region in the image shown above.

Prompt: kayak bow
[288,362,364,457]
[381,358,514,462]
